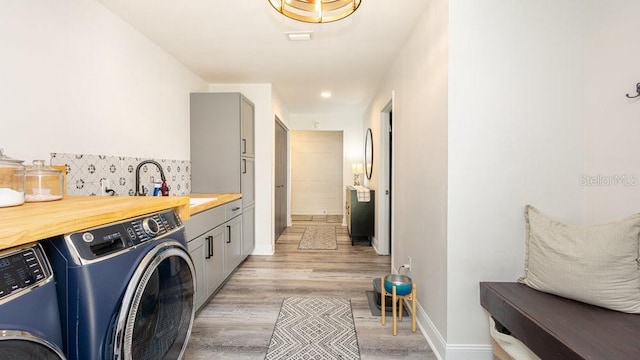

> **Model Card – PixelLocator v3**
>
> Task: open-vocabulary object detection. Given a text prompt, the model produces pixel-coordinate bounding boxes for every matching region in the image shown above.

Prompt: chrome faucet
[134,160,167,196]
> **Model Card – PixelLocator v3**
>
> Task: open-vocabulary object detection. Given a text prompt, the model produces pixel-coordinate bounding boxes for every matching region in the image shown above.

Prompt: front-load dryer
[43,209,196,360]
[0,242,66,359]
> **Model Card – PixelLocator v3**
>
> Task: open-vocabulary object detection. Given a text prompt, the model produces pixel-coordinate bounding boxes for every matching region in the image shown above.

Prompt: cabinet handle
[242,139,247,154]
[232,207,241,211]
[242,158,247,174]
[205,235,213,259]
[226,225,231,243]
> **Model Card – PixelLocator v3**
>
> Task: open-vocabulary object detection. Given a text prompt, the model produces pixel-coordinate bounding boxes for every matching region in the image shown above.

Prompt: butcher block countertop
[0,193,241,251]
[188,193,242,215]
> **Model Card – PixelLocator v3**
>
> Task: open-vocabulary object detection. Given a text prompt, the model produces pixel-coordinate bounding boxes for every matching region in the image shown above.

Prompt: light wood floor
[184,219,435,359]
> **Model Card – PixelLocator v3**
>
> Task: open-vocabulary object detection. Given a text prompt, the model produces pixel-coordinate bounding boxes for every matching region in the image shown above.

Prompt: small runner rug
[298,226,337,250]
[265,297,360,360]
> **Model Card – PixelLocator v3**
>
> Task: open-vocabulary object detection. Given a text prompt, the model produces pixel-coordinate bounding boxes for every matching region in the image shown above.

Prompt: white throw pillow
[518,205,640,313]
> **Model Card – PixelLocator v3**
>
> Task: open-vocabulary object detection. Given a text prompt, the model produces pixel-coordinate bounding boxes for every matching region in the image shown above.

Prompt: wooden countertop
[0,193,241,251]
[188,193,242,214]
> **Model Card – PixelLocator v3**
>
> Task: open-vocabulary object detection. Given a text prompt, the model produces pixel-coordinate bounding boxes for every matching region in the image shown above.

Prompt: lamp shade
[268,0,361,23]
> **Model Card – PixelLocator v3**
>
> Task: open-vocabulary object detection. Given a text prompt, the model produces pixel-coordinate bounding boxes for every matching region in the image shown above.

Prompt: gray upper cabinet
[241,157,255,206]
[241,97,254,157]
[191,92,255,261]
[190,92,255,196]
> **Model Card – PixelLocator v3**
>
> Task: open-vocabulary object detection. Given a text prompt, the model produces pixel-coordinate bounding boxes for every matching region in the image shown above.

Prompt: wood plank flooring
[185,219,435,359]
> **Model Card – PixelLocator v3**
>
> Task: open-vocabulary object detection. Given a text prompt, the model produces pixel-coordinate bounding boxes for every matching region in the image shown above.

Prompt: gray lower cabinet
[186,199,244,311]
[242,204,255,257]
[224,215,242,276]
[188,225,224,311]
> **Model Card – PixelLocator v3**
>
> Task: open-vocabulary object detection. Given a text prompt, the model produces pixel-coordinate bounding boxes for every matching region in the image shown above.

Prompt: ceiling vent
[285,31,313,41]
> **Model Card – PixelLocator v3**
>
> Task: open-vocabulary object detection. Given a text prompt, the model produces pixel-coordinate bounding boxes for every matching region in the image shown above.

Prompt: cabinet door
[205,225,225,298]
[224,215,243,276]
[242,205,255,258]
[240,96,255,157]
[348,189,375,237]
[187,235,206,310]
[241,157,255,207]
[190,92,241,193]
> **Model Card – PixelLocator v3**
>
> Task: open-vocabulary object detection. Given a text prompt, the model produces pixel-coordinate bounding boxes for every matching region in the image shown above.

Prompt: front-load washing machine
[43,209,196,360]
[0,242,66,359]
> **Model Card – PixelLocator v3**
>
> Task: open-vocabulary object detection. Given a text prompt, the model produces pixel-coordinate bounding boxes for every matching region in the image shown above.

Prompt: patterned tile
[51,152,191,197]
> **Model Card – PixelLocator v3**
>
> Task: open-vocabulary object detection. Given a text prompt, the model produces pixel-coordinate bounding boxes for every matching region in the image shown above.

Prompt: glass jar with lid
[0,148,25,207]
[25,160,64,202]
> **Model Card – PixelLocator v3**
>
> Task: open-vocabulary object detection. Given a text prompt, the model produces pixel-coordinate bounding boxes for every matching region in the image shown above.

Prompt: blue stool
[380,275,417,335]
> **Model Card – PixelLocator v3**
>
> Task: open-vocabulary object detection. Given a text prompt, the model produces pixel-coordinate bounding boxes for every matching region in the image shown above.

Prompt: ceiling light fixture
[268,0,362,23]
[320,91,332,98]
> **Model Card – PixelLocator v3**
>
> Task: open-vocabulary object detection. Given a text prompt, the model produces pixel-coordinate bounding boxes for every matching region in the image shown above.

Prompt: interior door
[274,118,288,241]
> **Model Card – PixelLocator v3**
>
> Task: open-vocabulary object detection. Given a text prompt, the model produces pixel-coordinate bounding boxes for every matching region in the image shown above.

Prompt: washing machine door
[0,331,65,360]
[113,241,195,360]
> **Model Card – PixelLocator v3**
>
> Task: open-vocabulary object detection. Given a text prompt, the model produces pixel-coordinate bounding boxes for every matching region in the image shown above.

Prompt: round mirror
[364,128,373,180]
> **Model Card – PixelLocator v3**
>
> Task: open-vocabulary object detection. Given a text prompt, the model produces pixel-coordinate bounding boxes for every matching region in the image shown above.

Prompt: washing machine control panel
[0,244,51,302]
[66,209,184,261]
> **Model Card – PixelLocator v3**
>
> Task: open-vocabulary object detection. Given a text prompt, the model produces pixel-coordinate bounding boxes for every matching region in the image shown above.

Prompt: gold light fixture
[269,0,361,23]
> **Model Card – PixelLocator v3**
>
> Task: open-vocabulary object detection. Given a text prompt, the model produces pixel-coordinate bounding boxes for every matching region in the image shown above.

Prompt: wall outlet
[100,179,111,196]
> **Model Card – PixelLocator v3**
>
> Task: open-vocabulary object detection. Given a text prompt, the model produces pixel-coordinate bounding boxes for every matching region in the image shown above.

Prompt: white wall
[448,0,587,355]
[365,0,449,356]
[366,0,597,358]
[584,0,640,223]
[0,0,207,163]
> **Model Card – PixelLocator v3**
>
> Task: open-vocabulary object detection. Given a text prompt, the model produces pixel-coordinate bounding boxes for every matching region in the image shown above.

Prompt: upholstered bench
[480,282,640,360]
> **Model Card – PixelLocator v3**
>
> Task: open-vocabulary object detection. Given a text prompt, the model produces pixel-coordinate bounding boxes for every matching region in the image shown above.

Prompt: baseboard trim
[415,301,445,360]
[252,243,274,255]
[444,344,492,360]
[414,300,492,360]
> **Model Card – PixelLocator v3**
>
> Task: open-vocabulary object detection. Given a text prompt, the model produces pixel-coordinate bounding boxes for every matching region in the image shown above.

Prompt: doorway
[274,118,288,241]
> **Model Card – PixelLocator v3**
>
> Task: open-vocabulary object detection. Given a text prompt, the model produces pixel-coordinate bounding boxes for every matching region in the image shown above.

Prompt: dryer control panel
[65,209,184,262]
[0,244,51,303]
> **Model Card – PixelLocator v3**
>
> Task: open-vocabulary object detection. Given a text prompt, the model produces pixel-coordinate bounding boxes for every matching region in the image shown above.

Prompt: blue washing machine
[43,209,196,360]
[0,242,66,359]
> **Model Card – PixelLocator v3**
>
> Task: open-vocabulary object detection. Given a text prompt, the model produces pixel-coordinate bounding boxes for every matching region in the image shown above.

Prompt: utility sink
[189,197,218,207]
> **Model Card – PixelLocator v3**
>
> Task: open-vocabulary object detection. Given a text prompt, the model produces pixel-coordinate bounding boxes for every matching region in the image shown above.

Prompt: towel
[355,186,370,202]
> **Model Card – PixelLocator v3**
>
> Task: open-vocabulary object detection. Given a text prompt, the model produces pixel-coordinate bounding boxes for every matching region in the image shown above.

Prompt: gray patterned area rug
[298,226,337,250]
[265,297,360,360]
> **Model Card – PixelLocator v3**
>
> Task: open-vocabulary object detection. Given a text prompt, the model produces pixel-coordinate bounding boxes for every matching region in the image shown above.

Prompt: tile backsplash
[51,153,190,196]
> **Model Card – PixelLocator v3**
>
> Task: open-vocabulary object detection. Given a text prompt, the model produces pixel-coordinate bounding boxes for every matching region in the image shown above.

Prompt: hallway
[185,220,434,359]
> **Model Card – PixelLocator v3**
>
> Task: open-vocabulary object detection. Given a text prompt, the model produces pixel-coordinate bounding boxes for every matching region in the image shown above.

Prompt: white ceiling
[96,0,430,113]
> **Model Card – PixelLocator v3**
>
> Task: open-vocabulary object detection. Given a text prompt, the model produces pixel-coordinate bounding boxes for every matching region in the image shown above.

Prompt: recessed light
[285,31,313,41]
[320,91,332,98]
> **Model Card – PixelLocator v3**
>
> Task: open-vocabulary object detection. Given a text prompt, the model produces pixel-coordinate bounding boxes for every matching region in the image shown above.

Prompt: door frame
[377,96,394,256]
[274,116,289,242]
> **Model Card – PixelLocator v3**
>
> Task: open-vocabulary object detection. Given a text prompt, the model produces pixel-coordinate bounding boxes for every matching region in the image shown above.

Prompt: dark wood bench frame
[480,282,640,360]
